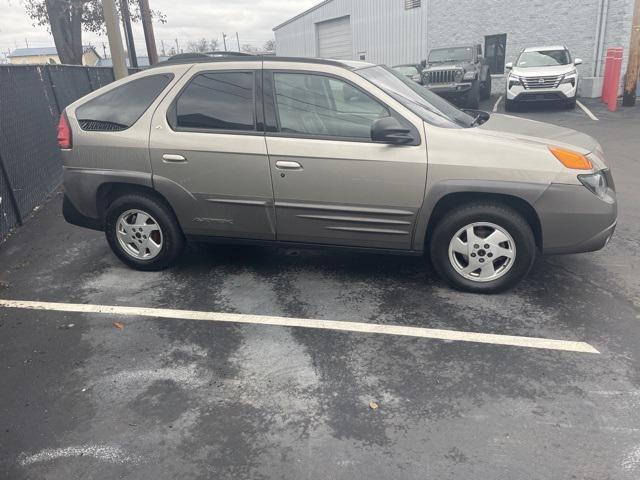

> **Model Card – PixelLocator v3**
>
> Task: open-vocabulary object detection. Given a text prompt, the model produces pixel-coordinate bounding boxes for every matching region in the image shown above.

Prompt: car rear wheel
[105,192,185,271]
[429,203,536,293]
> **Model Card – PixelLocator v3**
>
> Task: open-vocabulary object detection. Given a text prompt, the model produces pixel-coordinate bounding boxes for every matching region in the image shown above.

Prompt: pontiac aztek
[59,57,617,293]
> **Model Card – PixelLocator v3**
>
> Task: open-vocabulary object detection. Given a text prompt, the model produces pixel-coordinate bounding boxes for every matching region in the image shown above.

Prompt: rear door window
[76,74,174,131]
[170,71,256,132]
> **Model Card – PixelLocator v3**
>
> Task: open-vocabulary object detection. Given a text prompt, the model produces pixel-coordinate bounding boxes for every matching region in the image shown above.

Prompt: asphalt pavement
[1,98,639,480]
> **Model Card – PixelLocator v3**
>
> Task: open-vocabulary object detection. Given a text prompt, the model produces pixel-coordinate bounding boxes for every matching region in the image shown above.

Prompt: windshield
[517,50,571,67]
[356,65,476,128]
[428,47,473,63]
[393,65,419,76]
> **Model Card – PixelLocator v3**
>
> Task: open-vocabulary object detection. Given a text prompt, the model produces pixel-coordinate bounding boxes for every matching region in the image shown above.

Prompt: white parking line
[577,100,599,121]
[493,95,503,112]
[0,299,599,353]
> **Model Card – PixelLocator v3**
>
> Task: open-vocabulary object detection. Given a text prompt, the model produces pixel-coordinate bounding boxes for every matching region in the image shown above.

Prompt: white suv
[505,46,582,110]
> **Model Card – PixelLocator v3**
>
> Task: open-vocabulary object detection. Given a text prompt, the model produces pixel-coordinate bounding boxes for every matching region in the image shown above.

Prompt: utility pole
[175,38,180,53]
[101,0,128,79]
[161,39,166,56]
[222,32,227,51]
[236,32,240,51]
[120,0,138,68]
[623,0,640,106]
[138,0,159,65]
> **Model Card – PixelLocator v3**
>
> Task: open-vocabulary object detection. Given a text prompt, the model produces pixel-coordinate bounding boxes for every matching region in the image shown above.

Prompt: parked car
[392,64,423,84]
[505,45,581,110]
[59,56,616,293]
[422,44,491,108]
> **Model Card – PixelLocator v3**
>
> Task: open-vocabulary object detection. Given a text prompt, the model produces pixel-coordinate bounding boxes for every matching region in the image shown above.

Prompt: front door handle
[275,160,303,170]
[162,153,187,163]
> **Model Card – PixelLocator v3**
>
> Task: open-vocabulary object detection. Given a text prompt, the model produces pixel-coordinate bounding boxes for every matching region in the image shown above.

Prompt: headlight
[454,70,464,82]
[508,73,521,89]
[578,171,615,203]
[463,71,476,81]
[560,71,577,86]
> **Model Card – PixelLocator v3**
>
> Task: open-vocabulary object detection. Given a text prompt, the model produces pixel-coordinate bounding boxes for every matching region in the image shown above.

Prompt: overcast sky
[0,0,317,58]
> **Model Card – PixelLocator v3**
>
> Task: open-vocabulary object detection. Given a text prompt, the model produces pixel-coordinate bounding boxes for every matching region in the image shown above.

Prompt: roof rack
[153,55,356,69]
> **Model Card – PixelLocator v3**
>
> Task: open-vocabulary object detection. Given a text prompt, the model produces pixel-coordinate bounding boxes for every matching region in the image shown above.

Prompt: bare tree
[241,43,257,54]
[186,38,219,53]
[186,38,209,53]
[263,39,275,53]
[23,0,165,65]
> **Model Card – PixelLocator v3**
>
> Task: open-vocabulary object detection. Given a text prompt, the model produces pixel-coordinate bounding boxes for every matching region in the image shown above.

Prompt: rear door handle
[275,160,302,170]
[162,153,187,163]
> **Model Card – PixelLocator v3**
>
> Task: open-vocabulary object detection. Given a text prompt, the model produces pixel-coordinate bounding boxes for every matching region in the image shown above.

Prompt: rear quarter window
[76,73,174,131]
[168,71,256,132]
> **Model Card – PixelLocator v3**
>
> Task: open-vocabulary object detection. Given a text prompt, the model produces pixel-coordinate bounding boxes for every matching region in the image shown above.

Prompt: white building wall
[274,0,428,65]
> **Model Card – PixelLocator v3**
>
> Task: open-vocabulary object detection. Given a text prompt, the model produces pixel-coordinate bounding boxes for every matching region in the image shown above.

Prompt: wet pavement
[1,99,639,479]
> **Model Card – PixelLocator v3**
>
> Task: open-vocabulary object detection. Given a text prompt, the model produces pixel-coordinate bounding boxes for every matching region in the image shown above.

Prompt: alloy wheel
[448,222,516,282]
[116,209,163,260]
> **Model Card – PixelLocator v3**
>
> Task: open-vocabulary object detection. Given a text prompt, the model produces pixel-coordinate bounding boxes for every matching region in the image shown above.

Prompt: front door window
[273,72,389,140]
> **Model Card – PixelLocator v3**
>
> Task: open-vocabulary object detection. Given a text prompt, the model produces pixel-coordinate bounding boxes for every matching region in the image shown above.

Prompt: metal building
[273,0,635,97]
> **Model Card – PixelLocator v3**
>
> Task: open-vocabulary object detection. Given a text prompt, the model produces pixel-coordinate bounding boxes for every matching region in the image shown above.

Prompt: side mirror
[420,59,427,68]
[574,58,583,66]
[505,62,513,70]
[371,117,415,145]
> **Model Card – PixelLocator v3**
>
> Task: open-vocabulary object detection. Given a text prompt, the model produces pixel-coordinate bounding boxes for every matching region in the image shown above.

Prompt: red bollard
[602,47,623,112]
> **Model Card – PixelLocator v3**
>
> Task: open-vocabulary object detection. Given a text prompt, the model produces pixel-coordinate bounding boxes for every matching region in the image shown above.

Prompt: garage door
[316,16,352,60]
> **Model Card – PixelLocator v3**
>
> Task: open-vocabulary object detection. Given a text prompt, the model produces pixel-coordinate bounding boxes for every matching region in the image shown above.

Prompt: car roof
[154,55,374,70]
[522,45,567,52]
[429,45,475,51]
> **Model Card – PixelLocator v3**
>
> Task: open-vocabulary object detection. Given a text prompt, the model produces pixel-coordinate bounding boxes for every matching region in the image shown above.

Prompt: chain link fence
[0,64,130,242]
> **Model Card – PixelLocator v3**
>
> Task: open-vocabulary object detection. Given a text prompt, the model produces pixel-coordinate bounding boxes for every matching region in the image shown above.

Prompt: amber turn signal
[548,146,593,170]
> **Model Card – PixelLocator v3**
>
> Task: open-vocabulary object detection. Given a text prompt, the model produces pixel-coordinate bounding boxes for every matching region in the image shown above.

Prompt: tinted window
[76,74,173,131]
[273,73,388,139]
[175,72,255,131]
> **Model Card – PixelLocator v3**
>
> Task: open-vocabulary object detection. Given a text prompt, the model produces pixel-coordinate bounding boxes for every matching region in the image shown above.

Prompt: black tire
[504,98,517,112]
[480,75,492,100]
[104,192,185,271]
[565,96,577,109]
[465,82,480,109]
[429,202,536,294]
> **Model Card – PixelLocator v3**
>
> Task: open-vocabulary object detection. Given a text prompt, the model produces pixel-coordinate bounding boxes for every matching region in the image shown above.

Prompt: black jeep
[422,44,491,108]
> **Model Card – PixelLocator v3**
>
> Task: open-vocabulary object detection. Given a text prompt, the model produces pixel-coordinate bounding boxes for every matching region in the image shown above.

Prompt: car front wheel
[565,96,577,109]
[104,192,185,271]
[429,203,536,293]
[504,98,517,112]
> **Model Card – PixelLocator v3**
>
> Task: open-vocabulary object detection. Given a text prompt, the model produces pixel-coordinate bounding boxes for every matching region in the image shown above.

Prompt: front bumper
[426,82,473,97]
[506,81,577,102]
[534,183,617,255]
